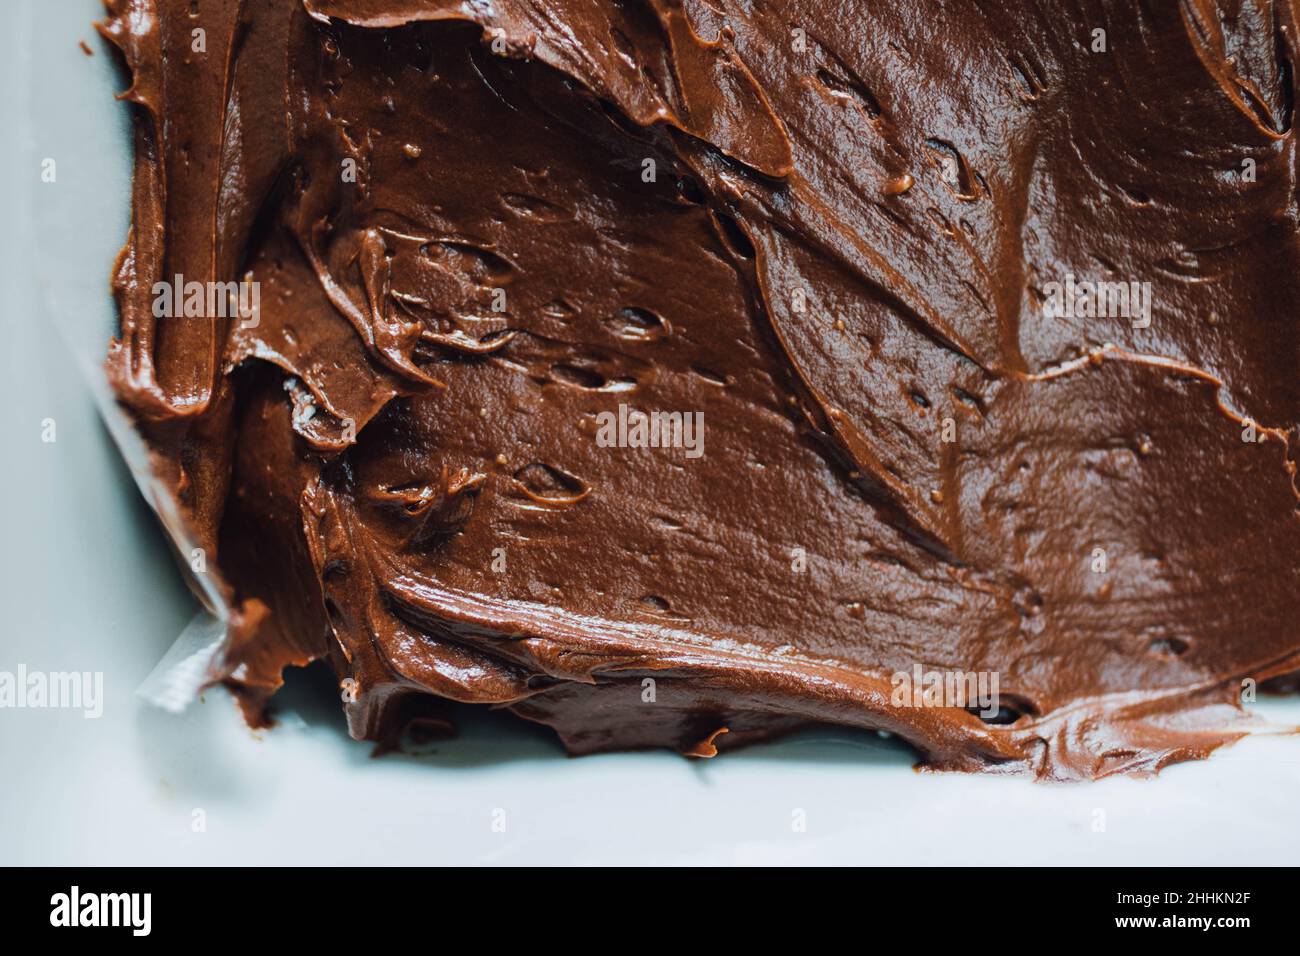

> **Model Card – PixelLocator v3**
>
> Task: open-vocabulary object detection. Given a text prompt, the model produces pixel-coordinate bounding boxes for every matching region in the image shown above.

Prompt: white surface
[2,0,1298,866]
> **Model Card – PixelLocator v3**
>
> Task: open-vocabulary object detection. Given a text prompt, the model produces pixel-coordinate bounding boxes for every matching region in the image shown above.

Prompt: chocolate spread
[99,0,1300,779]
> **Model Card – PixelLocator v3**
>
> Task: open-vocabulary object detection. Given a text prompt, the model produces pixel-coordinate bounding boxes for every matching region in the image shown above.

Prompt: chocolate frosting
[99,0,1300,779]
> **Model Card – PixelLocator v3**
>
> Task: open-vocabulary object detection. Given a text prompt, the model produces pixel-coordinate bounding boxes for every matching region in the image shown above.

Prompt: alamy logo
[595,404,704,459]
[1042,273,1151,328]
[0,665,102,718]
[152,273,260,327]
[890,664,1000,719]
[50,886,151,936]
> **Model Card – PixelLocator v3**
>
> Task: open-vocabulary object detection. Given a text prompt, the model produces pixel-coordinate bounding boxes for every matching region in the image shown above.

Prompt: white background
[1,0,1297,866]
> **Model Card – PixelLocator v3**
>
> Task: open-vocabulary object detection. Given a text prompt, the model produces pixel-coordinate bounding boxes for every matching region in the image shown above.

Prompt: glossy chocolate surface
[101,0,1300,778]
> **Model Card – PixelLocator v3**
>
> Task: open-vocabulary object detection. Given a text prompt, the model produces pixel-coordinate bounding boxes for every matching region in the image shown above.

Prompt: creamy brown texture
[100,0,1300,779]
